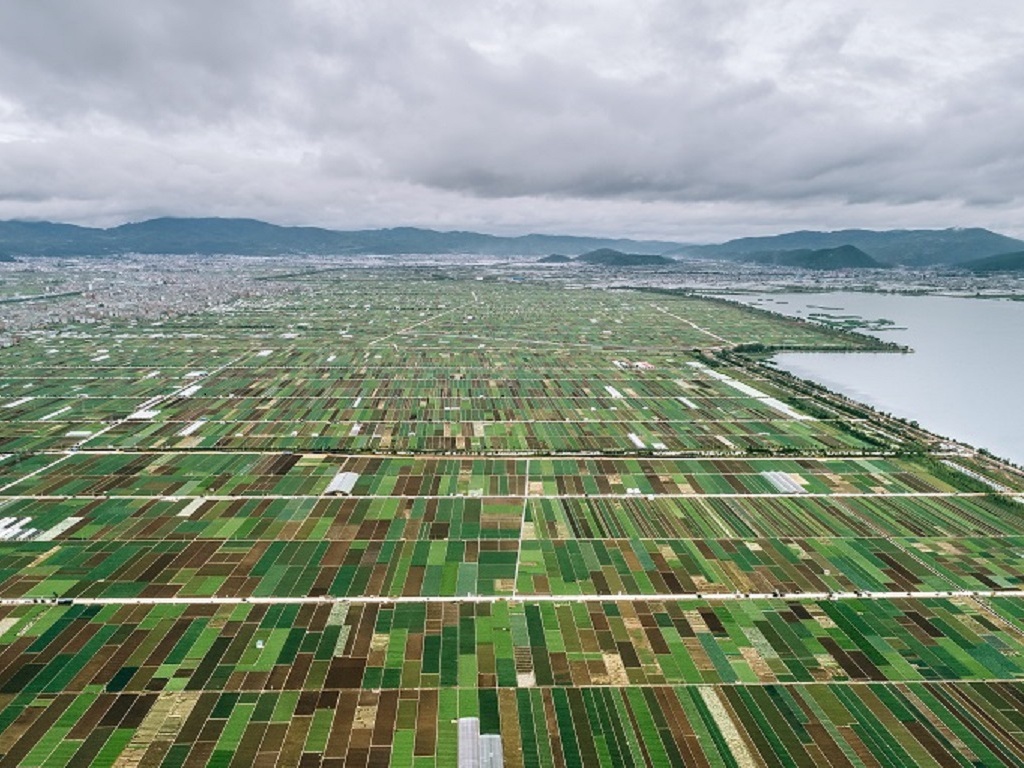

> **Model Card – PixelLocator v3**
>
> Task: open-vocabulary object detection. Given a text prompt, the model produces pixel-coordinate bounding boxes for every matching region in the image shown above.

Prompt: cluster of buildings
[0,255,292,343]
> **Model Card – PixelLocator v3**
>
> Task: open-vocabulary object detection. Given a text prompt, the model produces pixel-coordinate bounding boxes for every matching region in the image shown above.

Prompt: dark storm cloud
[0,0,1022,239]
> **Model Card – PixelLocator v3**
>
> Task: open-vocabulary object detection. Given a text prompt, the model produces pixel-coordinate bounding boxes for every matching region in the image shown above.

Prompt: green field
[0,268,1022,765]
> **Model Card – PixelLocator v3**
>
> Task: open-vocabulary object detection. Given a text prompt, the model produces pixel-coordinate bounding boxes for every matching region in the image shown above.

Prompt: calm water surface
[729,292,1024,465]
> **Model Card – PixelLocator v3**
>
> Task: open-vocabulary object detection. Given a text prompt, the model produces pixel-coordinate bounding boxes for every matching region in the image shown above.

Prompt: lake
[726,291,1024,466]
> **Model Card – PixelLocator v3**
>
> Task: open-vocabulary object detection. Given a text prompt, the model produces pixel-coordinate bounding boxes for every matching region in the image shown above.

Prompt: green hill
[575,248,674,266]
[674,228,1023,267]
[538,254,572,263]
[962,250,1024,273]
[744,245,886,270]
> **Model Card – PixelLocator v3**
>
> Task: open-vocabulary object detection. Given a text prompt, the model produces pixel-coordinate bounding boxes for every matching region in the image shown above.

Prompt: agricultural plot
[0,600,1022,766]
[0,453,969,501]
[906,537,1024,591]
[0,532,1013,601]
[0,279,897,457]
[0,495,524,544]
[0,597,1021,695]
[4,678,1022,767]
[0,538,522,600]
[528,494,1024,540]
[30,351,881,454]
[514,537,955,596]
[6,492,1020,550]
[526,456,965,496]
[0,268,1023,765]
[0,453,529,499]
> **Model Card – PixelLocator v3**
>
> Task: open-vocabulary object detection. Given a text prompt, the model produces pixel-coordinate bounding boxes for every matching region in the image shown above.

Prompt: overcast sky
[1,0,1023,242]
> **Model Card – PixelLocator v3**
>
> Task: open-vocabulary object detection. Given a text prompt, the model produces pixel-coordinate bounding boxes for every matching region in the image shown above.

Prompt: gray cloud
[0,0,1023,240]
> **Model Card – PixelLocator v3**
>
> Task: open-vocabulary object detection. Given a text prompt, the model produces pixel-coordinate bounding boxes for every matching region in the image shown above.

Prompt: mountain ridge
[739,244,886,270]
[673,227,1024,267]
[0,218,1021,265]
[0,217,678,257]
[962,250,1024,273]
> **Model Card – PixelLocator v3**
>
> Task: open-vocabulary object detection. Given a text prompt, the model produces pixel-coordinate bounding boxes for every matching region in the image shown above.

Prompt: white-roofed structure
[325,471,360,495]
[458,717,480,768]
[761,471,807,494]
[479,734,504,768]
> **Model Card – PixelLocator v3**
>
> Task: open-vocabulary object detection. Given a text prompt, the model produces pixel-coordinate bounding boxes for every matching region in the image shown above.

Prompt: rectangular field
[1,269,1022,766]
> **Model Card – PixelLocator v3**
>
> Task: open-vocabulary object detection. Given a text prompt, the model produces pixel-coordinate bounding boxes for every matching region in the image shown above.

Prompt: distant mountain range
[673,227,1024,267]
[0,217,677,258]
[0,217,1021,267]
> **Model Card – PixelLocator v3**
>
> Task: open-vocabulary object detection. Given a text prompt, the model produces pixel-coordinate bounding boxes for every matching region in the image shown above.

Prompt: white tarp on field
[39,406,71,421]
[690,362,811,420]
[177,498,206,518]
[761,471,807,494]
[177,420,206,437]
[325,471,360,495]
[36,517,83,541]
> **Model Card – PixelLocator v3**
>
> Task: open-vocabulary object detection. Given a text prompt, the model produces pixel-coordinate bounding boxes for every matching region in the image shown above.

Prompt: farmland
[0,265,1023,766]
